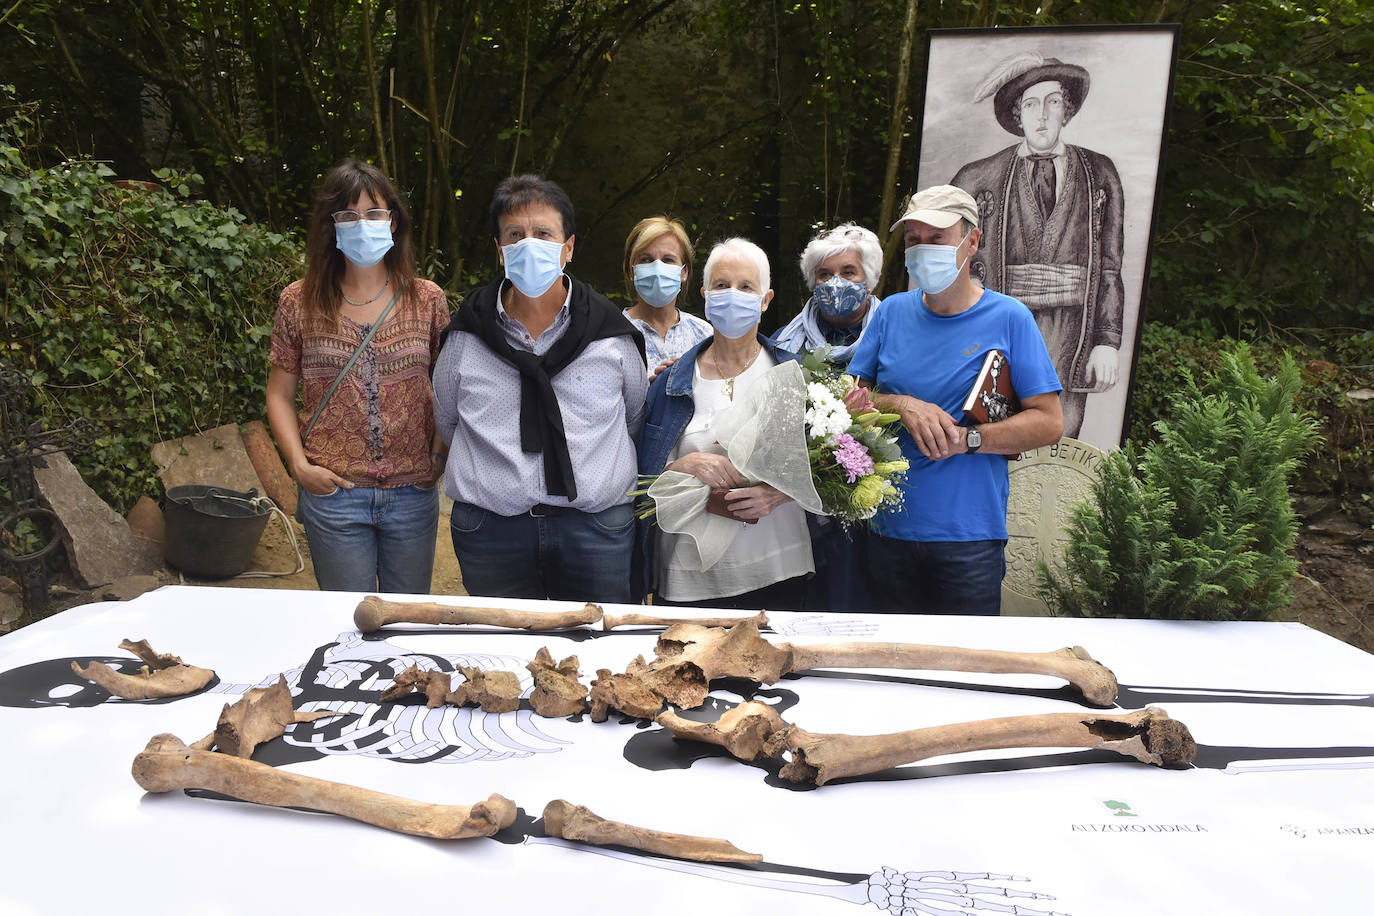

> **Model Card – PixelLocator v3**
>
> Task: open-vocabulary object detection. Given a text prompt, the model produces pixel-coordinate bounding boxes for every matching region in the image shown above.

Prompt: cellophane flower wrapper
[640,360,822,571]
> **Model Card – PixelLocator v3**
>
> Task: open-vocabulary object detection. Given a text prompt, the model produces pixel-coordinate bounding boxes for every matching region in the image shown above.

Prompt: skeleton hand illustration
[864,867,1068,915]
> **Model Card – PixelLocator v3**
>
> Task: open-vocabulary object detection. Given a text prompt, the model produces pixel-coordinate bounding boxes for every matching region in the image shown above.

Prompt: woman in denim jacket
[633,239,813,609]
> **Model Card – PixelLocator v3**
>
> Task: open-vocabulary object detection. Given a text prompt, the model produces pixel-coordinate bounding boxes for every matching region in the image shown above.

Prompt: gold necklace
[709,344,759,401]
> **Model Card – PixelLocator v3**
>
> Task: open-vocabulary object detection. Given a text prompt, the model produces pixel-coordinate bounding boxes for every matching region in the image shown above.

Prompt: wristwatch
[965,426,983,454]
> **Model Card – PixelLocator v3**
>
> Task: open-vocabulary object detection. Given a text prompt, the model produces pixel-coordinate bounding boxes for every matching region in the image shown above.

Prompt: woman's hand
[723,484,792,521]
[667,452,746,490]
[293,460,353,496]
[649,356,678,382]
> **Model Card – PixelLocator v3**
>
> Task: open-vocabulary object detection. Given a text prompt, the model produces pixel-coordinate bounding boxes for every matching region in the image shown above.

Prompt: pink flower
[832,433,874,483]
[843,384,875,414]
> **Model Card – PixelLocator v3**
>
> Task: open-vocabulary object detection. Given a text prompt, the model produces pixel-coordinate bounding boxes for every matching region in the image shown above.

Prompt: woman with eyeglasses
[266,160,449,593]
[773,223,885,613]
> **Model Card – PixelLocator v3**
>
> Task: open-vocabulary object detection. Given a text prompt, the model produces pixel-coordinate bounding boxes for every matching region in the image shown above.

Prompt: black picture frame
[913,24,1181,450]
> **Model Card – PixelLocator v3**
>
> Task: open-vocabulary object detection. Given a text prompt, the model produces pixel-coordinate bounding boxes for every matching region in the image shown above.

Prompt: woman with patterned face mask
[265,160,449,594]
[620,217,712,375]
[772,223,884,369]
[634,238,814,610]
[771,223,885,614]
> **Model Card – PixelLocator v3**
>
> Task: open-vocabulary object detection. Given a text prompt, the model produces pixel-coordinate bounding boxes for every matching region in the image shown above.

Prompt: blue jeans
[449,501,634,604]
[297,484,439,594]
[867,533,1007,615]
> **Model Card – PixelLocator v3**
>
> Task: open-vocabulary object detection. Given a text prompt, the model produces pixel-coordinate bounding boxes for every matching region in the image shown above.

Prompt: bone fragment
[451,666,522,713]
[526,648,588,717]
[71,637,214,700]
[602,610,768,631]
[193,676,338,756]
[354,596,602,633]
[380,664,454,707]
[380,664,522,713]
[655,702,787,762]
[543,799,761,864]
[787,642,1118,707]
[765,706,1196,787]
[118,638,183,669]
[133,733,516,839]
[639,621,1118,709]
[588,666,665,722]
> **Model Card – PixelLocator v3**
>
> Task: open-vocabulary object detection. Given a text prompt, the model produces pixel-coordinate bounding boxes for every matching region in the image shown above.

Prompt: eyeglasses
[332,208,392,224]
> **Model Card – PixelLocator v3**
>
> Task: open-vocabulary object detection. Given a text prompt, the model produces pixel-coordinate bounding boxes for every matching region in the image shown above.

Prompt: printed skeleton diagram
[11,610,1373,915]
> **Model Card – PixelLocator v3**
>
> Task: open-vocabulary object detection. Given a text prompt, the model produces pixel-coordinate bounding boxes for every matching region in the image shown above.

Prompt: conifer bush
[1037,345,1320,620]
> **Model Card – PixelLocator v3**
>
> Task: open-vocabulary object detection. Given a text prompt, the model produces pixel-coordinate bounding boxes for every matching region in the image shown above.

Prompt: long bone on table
[132,734,517,839]
[656,701,1196,786]
[637,620,1120,709]
[354,596,603,633]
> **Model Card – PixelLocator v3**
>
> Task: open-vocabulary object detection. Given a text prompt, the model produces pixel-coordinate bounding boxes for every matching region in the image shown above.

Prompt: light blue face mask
[704,287,763,338]
[812,276,868,320]
[335,220,394,268]
[904,235,969,295]
[502,237,565,298]
[632,260,684,308]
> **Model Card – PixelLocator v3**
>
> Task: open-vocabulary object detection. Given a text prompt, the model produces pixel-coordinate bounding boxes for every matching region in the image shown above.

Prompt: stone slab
[151,423,263,497]
[32,452,163,588]
[101,574,164,602]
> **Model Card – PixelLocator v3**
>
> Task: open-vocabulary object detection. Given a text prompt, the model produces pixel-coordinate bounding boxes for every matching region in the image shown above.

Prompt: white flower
[805,382,851,441]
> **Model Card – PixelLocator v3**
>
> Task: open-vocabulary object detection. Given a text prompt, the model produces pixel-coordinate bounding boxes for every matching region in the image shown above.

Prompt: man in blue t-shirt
[848,185,1063,614]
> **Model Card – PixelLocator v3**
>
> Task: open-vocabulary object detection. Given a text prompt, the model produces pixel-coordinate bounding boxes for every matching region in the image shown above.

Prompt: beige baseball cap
[889,185,979,231]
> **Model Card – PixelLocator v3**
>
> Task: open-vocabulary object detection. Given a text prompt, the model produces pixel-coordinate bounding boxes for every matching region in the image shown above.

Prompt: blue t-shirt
[847,288,1061,542]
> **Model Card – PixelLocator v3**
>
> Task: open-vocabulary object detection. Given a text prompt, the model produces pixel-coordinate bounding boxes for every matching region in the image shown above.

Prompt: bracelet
[430,451,447,461]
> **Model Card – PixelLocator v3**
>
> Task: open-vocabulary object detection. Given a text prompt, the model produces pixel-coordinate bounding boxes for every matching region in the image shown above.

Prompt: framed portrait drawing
[914,25,1180,450]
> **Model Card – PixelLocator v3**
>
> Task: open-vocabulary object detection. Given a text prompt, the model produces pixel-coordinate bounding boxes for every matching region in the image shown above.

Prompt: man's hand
[724,485,792,521]
[667,452,747,490]
[1084,345,1120,392]
[293,461,353,496]
[884,393,962,461]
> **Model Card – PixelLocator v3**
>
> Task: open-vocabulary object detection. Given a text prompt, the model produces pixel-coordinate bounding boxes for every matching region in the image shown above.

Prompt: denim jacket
[632,333,798,600]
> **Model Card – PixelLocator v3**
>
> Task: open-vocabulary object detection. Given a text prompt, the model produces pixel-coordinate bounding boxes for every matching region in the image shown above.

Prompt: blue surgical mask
[812,276,868,320]
[704,288,763,338]
[905,236,969,295]
[502,237,565,298]
[335,220,394,268]
[632,260,683,308]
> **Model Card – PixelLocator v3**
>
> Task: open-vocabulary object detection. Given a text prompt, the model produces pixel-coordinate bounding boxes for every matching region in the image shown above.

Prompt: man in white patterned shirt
[433,175,647,603]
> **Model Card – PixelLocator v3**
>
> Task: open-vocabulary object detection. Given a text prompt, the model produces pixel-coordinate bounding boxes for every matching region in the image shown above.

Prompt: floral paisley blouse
[269,278,449,488]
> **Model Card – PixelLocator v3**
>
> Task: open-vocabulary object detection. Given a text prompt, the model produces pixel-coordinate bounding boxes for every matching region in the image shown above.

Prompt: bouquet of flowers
[631,348,909,564]
[798,346,909,526]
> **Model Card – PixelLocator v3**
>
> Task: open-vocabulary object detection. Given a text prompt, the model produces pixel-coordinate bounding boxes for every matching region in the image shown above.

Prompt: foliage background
[0,0,1370,515]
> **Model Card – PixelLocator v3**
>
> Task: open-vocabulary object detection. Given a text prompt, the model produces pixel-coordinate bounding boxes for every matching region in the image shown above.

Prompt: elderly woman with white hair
[772,222,883,367]
[633,237,814,609]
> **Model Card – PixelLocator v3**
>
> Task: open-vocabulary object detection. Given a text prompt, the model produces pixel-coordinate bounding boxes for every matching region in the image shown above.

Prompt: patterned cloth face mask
[633,260,683,308]
[812,276,868,320]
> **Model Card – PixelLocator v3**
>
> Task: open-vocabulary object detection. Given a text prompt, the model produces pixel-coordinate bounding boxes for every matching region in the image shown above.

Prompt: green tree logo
[1103,800,1137,817]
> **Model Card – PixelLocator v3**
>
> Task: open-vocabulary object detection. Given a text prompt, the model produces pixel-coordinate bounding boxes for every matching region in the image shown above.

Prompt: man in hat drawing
[951,54,1124,439]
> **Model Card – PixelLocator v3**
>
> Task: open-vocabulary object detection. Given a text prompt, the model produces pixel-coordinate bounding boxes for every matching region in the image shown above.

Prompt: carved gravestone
[1001,438,1107,617]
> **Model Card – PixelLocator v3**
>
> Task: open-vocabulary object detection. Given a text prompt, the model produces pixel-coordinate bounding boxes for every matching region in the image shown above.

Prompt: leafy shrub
[1,92,302,511]
[1038,345,1320,620]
